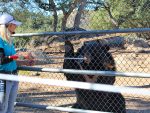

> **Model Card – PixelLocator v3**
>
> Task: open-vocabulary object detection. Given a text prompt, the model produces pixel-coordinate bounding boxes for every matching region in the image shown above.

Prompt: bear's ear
[64,40,74,52]
[65,40,72,46]
[102,45,110,52]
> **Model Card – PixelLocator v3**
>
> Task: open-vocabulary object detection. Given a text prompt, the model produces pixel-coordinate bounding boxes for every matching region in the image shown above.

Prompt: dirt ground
[15,45,150,113]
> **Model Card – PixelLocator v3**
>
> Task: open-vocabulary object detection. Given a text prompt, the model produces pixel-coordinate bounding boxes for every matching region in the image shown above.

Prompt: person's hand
[16,52,35,66]
[25,52,34,60]
[16,52,34,60]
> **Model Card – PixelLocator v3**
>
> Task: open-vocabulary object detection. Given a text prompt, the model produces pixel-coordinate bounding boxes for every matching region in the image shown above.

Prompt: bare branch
[103,2,119,28]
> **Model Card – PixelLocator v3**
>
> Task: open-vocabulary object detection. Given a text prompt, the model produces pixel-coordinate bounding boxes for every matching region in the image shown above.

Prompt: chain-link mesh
[13,30,150,113]
[0,0,149,113]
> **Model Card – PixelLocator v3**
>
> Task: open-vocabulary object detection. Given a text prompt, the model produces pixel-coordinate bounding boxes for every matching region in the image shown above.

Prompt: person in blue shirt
[0,13,34,113]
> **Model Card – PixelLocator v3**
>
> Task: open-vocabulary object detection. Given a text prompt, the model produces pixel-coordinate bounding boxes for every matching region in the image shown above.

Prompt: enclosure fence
[10,28,150,113]
[0,73,150,113]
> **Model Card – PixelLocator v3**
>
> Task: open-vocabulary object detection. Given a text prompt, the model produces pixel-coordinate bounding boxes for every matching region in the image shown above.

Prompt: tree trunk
[49,0,58,32]
[62,14,69,31]
[53,10,58,32]
[61,0,79,31]
[74,0,87,28]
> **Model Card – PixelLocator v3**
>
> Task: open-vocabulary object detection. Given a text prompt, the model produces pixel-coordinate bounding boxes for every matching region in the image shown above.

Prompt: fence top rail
[15,102,110,113]
[12,28,150,37]
[18,66,150,78]
[0,73,150,96]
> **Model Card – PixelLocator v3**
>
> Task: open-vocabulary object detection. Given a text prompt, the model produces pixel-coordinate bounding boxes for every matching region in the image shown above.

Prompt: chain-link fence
[0,0,150,113]
[12,28,150,113]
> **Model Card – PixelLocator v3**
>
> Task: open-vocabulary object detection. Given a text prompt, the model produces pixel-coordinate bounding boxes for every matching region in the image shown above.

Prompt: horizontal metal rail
[0,74,150,96]
[18,66,150,78]
[12,28,150,37]
[39,56,86,60]
[15,102,110,113]
[50,57,86,60]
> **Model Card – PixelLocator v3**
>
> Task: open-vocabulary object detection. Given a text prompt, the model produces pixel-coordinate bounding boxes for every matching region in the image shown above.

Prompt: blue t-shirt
[0,37,17,71]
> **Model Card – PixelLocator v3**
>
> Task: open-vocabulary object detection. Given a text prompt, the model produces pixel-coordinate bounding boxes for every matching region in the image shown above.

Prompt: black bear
[63,28,126,113]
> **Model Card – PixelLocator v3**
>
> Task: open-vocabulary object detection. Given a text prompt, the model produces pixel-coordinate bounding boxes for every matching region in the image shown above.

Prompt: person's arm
[0,48,34,66]
[15,52,35,66]
[0,48,13,65]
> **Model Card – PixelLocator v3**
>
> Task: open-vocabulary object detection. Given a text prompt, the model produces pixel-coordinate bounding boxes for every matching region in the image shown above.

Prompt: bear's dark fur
[63,28,126,113]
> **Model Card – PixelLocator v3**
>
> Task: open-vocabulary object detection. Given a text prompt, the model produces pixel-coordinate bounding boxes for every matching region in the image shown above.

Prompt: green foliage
[10,8,60,48]
[89,0,150,30]
[10,6,63,48]
[89,10,114,30]
[12,9,53,33]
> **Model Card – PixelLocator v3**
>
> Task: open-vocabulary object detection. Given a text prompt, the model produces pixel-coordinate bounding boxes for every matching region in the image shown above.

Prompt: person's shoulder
[0,36,3,41]
[0,37,4,48]
[0,37,4,43]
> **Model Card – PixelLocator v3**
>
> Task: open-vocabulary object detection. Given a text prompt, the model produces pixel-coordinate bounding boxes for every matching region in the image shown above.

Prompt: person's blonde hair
[0,24,12,44]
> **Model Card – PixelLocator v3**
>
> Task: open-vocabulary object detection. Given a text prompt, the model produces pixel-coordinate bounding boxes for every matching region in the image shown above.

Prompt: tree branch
[103,2,119,28]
